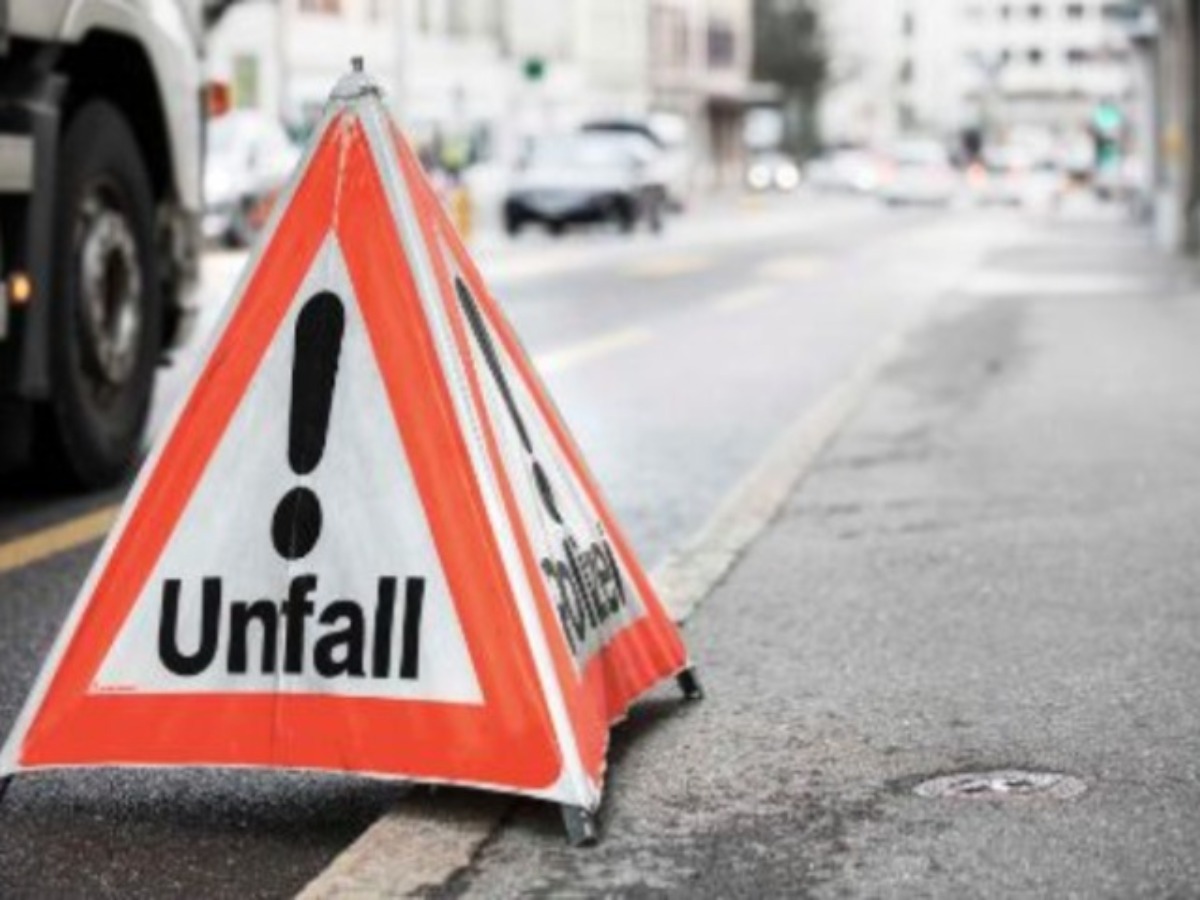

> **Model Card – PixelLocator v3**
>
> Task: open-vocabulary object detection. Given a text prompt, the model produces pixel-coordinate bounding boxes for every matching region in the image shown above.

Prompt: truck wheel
[39,101,161,488]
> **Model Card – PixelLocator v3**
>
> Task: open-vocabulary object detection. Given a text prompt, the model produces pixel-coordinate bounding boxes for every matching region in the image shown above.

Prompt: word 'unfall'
[157,575,424,680]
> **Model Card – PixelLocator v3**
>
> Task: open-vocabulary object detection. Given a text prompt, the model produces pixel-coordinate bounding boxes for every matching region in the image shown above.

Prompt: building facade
[649,0,758,187]
[819,0,1137,149]
[208,0,757,192]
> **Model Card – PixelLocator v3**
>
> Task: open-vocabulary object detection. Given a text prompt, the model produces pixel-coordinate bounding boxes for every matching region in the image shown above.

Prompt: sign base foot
[561,804,598,847]
[676,666,705,701]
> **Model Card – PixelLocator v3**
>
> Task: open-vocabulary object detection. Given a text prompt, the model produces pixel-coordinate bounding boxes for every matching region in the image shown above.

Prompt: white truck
[0,0,203,487]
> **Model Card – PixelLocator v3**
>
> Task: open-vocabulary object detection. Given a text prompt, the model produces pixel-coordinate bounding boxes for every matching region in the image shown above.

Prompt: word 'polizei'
[540,532,630,659]
[157,575,425,680]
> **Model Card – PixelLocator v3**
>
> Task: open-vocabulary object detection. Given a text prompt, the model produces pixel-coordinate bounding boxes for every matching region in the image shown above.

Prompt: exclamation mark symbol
[272,290,345,560]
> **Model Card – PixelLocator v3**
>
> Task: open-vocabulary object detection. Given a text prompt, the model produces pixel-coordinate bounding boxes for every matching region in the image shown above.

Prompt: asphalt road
[0,191,1019,898]
[422,207,1200,898]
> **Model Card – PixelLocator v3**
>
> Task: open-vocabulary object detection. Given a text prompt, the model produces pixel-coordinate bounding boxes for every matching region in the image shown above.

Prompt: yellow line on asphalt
[623,254,710,280]
[757,255,826,281]
[534,327,653,375]
[0,505,118,577]
[0,328,654,578]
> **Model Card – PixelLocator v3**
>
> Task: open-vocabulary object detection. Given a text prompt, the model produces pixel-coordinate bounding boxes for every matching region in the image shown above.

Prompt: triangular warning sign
[1,69,692,814]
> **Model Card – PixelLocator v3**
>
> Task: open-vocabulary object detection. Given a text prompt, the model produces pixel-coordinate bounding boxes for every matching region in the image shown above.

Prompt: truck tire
[39,101,162,488]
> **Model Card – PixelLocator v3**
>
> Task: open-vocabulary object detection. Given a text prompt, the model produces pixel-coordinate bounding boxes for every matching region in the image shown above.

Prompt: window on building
[901,10,916,36]
[417,0,433,32]
[999,4,1012,20]
[1028,3,1043,18]
[1066,3,1084,18]
[1028,47,1043,64]
[1066,47,1089,64]
[707,19,736,68]
[964,4,985,23]
[899,58,914,84]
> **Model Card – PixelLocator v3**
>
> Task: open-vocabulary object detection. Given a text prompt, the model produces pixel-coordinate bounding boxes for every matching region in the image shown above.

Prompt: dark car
[504,133,667,237]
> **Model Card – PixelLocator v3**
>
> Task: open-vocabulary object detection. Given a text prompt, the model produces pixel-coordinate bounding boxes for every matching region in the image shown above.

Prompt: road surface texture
[352,208,1199,897]
[4,192,1191,897]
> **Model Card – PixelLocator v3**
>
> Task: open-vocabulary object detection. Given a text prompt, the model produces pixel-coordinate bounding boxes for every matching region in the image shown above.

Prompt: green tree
[752,0,829,157]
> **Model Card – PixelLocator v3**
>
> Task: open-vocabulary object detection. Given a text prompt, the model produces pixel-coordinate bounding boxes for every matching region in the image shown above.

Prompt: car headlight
[774,164,800,190]
[747,165,771,190]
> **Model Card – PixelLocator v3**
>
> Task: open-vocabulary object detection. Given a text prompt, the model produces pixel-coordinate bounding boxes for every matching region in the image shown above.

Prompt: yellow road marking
[623,254,710,280]
[534,327,653,375]
[757,255,826,281]
[0,328,654,577]
[0,505,118,577]
[712,285,776,314]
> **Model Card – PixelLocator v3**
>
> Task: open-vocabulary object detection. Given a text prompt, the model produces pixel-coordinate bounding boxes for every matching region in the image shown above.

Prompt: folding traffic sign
[0,63,697,841]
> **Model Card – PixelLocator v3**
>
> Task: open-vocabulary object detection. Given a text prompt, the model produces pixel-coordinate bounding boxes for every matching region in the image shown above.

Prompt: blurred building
[207,0,400,129]
[209,0,758,194]
[818,0,1137,148]
[649,0,760,187]
[397,0,651,166]
[959,0,1136,134]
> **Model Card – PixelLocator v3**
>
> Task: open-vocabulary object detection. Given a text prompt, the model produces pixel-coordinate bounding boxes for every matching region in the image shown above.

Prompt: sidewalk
[426,213,1200,896]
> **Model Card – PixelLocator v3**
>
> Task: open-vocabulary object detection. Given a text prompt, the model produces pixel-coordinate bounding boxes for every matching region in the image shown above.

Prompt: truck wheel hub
[78,187,142,388]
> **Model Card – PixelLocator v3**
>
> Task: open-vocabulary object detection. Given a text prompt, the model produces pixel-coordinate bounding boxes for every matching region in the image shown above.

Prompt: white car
[581,119,692,211]
[807,148,885,194]
[745,152,801,192]
[204,110,300,247]
[879,140,958,207]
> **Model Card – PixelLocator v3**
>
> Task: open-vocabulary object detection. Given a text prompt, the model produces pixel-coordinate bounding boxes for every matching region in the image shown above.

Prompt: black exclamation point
[272,290,345,560]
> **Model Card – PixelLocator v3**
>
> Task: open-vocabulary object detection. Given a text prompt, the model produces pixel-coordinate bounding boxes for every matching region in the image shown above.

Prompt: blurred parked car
[504,133,668,237]
[745,152,801,192]
[806,148,884,194]
[582,118,692,210]
[204,110,300,248]
[879,139,958,207]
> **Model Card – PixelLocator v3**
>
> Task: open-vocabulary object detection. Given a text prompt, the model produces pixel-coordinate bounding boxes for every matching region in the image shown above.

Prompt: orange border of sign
[15,117,561,791]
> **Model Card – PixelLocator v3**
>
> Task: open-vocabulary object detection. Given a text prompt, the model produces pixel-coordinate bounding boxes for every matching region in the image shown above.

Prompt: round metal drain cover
[914,770,1086,801]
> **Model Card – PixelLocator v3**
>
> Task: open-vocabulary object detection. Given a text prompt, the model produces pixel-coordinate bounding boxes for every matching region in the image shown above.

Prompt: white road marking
[533,327,653,375]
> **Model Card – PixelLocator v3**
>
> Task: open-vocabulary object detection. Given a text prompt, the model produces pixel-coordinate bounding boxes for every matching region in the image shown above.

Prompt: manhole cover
[914,770,1086,801]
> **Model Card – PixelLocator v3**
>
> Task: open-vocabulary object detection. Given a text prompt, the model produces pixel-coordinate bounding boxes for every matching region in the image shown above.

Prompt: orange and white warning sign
[0,68,691,813]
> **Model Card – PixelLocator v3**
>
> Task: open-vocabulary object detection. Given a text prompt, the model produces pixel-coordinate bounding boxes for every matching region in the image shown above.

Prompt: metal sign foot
[676,666,705,701]
[560,804,598,847]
